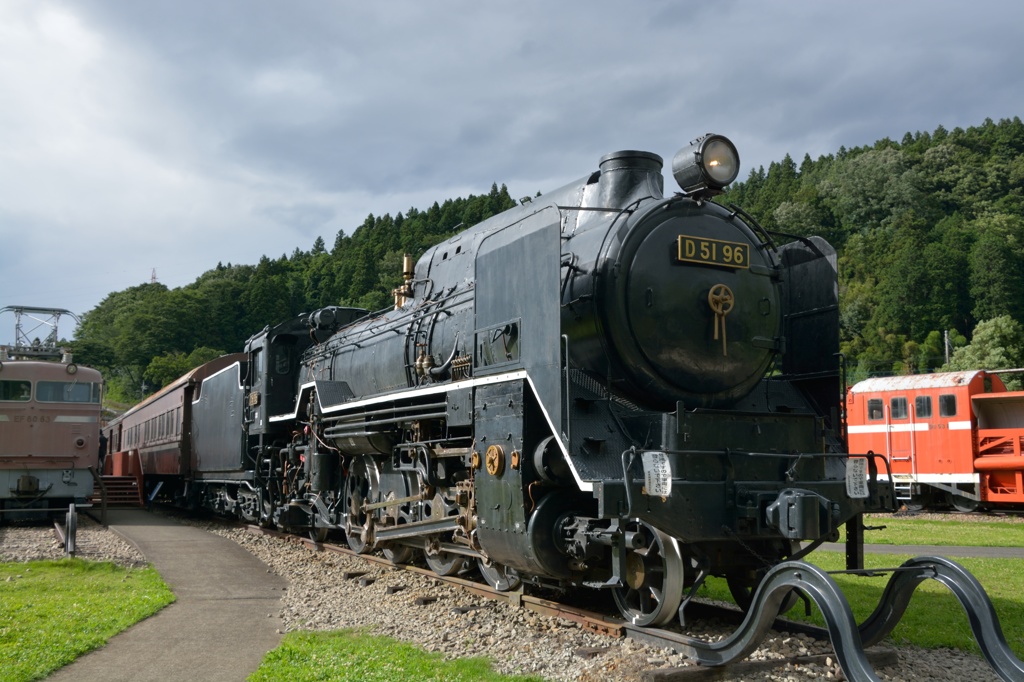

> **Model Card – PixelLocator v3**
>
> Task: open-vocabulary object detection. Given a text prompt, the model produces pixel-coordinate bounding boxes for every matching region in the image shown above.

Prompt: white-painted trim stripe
[322,370,531,416]
[522,372,590,491]
[191,361,243,406]
[269,371,532,422]
[949,420,972,430]
[848,423,930,434]
[54,416,98,423]
[877,473,979,484]
[0,415,8,421]
[270,370,592,492]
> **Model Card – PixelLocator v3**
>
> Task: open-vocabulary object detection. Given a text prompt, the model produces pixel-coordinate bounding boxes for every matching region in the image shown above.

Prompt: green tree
[144,347,226,388]
[944,316,1024,389]
[969,214,1024,324]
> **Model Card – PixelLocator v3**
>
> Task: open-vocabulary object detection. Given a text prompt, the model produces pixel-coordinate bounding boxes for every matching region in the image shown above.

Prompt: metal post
[65,503,77,557]
[845,513,864,570]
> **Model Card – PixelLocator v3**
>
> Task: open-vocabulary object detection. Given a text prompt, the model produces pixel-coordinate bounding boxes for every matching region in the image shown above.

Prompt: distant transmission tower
[151,268,158,283]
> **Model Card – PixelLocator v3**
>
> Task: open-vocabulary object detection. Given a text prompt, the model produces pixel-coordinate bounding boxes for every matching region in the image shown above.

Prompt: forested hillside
[76,183,517,401]
[721,117,1024,386]
[75,117,1024,401]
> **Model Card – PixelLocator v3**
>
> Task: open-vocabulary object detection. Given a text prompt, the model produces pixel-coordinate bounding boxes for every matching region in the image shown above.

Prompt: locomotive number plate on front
[676,236,749,269]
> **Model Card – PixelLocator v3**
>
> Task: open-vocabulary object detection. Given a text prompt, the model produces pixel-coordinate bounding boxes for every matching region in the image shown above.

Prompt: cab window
[867,398,884,420]
[939,394,957,417]
[890,397,908,419]
[36,381,101,403]
[915,396,932,419]
[0,380,31,401]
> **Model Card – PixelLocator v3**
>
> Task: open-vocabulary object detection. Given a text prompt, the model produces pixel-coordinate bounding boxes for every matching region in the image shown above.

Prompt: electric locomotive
[244,134,893,625]
[1,307,102,521]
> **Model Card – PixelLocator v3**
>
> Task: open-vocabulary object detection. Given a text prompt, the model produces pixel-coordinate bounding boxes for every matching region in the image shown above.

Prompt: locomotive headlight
[672,134,740,198]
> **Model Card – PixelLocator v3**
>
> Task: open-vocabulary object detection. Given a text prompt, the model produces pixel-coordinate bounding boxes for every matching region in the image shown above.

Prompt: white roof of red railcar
[848,370,986,394]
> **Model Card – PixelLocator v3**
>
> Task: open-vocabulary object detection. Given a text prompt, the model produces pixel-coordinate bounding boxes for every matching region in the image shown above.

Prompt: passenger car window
[867,399,884,421]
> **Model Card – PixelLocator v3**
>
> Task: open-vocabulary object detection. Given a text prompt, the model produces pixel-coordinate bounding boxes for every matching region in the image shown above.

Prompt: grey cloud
[2,0,1023,327]
[260,203,336,236]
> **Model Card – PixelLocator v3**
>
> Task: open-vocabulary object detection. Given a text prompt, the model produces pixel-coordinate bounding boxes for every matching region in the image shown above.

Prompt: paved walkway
[47,510,285,682]
[41,510,1022,681]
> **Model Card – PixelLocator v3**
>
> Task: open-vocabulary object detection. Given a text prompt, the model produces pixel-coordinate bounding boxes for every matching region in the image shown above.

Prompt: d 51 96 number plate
[677,236,749,269]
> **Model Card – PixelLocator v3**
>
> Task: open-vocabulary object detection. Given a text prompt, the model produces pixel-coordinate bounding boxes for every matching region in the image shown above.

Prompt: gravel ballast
[0,514,1003,681]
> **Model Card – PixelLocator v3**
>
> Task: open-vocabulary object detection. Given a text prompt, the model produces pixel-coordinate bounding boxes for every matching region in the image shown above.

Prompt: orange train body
[846,370,1024,510]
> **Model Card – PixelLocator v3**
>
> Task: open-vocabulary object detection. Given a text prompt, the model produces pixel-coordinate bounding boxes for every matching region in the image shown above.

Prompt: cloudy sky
[2,0,1022,341]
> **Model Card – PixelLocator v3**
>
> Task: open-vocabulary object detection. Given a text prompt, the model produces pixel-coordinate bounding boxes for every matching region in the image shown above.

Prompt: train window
[36,381,101,403]
[475,320,521,369]
[867,399,884,420]
[274,350,291,374]
[252,348,264,378]
[273,336,298,375]
[940,394,957,417]
[0,380,31,401]
[890,397,908,419]
[915,396,932,419]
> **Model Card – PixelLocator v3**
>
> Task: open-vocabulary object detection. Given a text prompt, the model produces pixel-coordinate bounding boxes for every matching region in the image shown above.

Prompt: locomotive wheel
[611,521,684,626]
[947,492,979,513]
[309,527,329,543]
[904,499,926,513]
[383,543,414,565]
[237,490,260,523]
[343,456,378,554]
[477,559,522,592]
[423,539,466,576]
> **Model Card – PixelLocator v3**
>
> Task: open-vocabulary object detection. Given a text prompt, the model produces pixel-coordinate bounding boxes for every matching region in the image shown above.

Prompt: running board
[629,557,1024,682]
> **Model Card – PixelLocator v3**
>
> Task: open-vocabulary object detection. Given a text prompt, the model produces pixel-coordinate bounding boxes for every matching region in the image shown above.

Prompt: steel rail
[243,524,1022,681]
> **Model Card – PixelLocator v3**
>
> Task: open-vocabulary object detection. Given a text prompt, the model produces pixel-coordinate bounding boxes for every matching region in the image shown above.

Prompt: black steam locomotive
[107,134,892,626]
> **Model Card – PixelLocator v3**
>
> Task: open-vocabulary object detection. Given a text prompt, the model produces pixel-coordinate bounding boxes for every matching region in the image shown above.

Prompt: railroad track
[241,523,904,679]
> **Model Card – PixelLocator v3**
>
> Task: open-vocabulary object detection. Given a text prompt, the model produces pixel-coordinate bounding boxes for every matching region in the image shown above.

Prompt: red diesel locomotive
[847,369,1024,511]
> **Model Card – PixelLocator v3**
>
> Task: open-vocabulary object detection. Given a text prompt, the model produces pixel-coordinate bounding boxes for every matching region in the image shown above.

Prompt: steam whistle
[392,254,416,309]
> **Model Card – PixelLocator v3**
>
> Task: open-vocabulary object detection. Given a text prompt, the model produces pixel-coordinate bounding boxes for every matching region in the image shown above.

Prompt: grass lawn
[0,559,174,682]
[701,550,1024,656]
[851,513,1024,547]
[9,512,1023,682]
[248,629,547,682]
